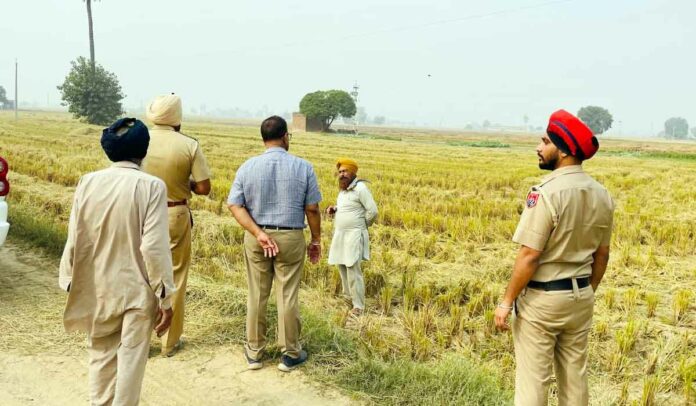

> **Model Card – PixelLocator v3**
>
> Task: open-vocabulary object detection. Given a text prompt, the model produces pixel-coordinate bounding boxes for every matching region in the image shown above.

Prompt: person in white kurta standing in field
[326,158,378,323]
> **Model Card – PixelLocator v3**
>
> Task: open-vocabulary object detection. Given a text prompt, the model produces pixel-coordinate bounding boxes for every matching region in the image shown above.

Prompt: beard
[538,154,558,171]
[338,176,353,190]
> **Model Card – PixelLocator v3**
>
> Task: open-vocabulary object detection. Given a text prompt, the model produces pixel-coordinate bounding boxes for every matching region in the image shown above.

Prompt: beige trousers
[243,230,305,360]
[87,308,156,406]
[338,262,365,310]
[161,205,192,354]
[512,284,595,406]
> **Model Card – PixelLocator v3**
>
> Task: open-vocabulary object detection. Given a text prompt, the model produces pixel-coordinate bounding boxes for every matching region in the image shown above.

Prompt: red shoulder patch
[526,192,539,208]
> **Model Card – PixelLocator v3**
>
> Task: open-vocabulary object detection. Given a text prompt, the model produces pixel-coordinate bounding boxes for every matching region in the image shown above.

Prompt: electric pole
[14,59,18,120]
[350,82,359,135]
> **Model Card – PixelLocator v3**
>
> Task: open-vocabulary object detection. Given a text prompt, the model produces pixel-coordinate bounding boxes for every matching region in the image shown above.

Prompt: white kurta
[328,179,378,267]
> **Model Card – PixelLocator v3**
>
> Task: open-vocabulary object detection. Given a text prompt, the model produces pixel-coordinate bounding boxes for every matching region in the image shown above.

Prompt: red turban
[546,109,598,160]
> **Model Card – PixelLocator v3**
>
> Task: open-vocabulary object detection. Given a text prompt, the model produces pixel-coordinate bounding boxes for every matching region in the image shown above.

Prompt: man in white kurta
[59,118,176,406]
[327,158,378,317]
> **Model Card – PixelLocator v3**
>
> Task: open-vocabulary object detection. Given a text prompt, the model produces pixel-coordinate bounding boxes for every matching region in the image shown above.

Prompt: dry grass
[1,110,695,404]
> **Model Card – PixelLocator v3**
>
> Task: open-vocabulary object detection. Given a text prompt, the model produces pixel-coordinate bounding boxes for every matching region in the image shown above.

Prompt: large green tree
[577,106,613,135]
[299,90,356,131]
[57,57,124,125]
[664,117,689,139]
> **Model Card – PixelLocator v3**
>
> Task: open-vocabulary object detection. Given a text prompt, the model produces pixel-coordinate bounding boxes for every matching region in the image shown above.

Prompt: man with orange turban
[327,158,378,324]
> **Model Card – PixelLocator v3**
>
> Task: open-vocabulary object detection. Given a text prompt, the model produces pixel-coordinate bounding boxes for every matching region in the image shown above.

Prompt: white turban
[146,94,182,126]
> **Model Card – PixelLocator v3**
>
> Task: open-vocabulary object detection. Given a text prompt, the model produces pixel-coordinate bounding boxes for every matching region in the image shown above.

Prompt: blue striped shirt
[227,147,322,229]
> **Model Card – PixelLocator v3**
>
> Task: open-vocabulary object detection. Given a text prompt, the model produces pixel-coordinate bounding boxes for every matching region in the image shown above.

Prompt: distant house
[292,112,323,132]
[0,100,15,110]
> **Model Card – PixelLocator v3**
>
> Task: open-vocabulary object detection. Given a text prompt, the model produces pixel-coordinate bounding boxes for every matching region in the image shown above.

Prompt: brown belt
[167,200,187,208]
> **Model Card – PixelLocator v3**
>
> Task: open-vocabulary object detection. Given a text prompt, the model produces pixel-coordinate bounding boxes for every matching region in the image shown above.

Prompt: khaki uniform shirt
[513,165,614,282]
[142,125,212,202]
[328,179,378,267]
[59,162,176,337]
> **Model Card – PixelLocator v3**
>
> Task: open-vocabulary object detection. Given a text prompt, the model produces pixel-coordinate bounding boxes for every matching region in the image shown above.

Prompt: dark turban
[546,109,598,161]
[100,118,150,162]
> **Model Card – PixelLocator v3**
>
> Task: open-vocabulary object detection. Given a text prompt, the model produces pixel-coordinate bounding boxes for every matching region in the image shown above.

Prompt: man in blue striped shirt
[228,115,322,372]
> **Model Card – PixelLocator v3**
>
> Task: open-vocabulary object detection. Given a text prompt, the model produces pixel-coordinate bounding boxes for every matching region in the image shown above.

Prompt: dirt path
[0,243,353,405]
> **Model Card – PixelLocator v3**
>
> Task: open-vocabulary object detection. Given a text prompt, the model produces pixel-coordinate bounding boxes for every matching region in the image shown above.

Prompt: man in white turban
[142,94,212,357]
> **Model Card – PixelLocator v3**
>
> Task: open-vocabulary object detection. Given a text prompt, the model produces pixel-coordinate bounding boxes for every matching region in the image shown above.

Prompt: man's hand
[325,206,337,218]
[494,303,513,331]
[307,241,321,264]
[257,231,279,258]
[155,307,173,337]
[190,179,211,196]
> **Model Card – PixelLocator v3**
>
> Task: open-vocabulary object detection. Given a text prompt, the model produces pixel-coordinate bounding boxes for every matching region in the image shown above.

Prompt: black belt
[527,277,590,291]
[259,225,303,230]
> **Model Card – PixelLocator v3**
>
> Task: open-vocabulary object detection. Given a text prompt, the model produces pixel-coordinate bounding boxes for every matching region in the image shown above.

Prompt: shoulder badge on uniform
[526,192,539,208]
[181,132,199,143]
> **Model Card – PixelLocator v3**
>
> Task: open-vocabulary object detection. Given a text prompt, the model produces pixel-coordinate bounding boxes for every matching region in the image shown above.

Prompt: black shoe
[277,350,308,372]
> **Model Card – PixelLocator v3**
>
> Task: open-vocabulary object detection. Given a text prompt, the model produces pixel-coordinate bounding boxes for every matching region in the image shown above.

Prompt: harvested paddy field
[1,111,694,405]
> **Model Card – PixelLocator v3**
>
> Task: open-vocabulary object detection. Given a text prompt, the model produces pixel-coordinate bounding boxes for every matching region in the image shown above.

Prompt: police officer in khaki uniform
[495,109,614,405]
[143,94,212,356]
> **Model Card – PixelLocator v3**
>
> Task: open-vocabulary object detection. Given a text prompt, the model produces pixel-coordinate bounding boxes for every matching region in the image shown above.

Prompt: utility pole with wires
[14,59,18,120]
[350,82,359,135]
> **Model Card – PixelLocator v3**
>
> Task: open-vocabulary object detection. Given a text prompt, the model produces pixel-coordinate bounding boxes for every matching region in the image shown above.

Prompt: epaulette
[528,183,558,227]
[180,132,199,143]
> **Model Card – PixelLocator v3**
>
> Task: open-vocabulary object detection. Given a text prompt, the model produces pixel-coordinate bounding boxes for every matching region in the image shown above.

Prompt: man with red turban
[495,110,615,405]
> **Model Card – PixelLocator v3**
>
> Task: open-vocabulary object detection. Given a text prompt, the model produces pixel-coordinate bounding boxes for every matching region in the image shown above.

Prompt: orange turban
[336,158,358,174]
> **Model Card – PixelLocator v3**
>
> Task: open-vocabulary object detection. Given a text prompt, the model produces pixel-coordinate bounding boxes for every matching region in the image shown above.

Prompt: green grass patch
[6,201,67,256]
[447,140,510,148]
[335,355,512,405]
[602,150,696,161]
[368,134,402,142]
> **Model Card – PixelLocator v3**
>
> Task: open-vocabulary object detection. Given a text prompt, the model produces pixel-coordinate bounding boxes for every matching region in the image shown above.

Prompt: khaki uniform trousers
[243,230,305,360]
[87,307,156,406]
[338,262,365,310]
[161,205,192,354]
[512,284,594,406]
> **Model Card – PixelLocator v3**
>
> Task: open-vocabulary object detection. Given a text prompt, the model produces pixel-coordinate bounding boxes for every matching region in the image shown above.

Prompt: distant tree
[691,127,696,138]
[0,86,7,108]
[57,56,124,125]
[299,90,356,131]
[577,106,613,135]
[482,120,491,129]
[373,115,386,125]
[664,117,689,139]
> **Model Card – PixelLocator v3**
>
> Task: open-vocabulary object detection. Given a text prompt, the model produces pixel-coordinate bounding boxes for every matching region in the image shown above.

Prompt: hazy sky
[2,0,695,135]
